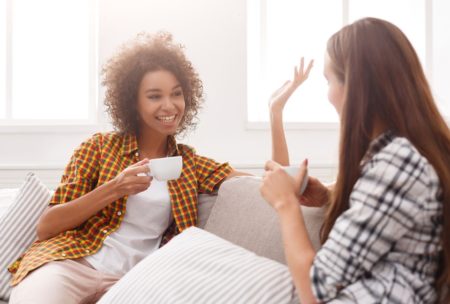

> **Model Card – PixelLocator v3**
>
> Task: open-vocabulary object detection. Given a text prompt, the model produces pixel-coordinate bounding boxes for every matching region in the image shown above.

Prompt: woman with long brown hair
[262,17,450,303]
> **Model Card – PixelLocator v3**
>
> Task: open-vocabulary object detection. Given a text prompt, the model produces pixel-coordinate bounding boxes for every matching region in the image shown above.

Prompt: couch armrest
[204,176,325,264]
[197,193,218,229]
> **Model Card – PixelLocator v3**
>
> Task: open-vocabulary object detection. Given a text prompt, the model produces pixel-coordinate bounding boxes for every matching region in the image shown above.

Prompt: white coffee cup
[148,156,183,181]
[283,166,308,195]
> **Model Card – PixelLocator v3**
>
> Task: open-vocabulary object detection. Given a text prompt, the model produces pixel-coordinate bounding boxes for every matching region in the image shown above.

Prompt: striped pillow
[0,173,52,301]
[99,227,298,304]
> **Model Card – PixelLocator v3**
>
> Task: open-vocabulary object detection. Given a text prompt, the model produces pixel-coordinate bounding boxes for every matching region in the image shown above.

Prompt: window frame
[246,0,449,130]
[0,0,101,133]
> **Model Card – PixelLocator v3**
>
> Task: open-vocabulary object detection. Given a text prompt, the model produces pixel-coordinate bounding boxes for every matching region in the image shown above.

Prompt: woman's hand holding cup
[111,158,153,199]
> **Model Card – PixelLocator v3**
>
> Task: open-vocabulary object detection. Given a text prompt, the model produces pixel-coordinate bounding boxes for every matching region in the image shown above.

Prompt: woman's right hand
[111,158,153,199]
[299,177,332,207]
[269,57,314,116]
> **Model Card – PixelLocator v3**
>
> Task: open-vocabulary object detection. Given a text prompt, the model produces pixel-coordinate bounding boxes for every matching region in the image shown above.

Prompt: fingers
[294,57,314,79]
[132,175,153,184]
[293,158,308,193]
[115,174,152,197]
[128,183,151,195]
[305,59,314,77]
[297,158,308,180]
[300,57,304,74]
[126,164,150,176]
[130,158,149,167]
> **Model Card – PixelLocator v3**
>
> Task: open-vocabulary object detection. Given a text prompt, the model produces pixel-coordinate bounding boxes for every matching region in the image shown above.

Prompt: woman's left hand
[269,57,314,115]
[260,160,308,211]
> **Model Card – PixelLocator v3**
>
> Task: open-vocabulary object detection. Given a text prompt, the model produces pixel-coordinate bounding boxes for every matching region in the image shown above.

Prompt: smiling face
[324,52,345,116]
[136,70,186,136]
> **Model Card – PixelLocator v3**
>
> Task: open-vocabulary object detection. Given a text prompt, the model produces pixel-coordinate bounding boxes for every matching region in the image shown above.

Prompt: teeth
[157,115,176,123]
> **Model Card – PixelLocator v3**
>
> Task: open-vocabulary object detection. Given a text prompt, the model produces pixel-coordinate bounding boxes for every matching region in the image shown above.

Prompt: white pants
[9,258,121,304]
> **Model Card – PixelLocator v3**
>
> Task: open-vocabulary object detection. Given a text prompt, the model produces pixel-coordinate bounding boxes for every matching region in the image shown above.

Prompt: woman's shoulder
[367,135,440,197]
[80,131,125,147]
[372,136,429,169]
[69,132,126,158]
[176,143,196,156]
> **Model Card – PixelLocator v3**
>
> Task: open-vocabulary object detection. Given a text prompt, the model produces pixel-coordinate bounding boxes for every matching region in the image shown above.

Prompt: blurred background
[0,0,449,188]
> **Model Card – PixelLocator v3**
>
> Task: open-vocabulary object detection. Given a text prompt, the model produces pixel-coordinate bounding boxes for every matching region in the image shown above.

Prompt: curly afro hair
[102,32,204,136]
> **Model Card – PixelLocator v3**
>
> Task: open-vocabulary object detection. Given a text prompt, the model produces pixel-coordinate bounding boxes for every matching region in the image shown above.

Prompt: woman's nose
[161,97,176,110]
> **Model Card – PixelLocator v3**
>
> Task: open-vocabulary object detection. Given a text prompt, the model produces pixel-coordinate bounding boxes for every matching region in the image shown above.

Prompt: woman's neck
[371,119,387,141]
[137,129,169,159]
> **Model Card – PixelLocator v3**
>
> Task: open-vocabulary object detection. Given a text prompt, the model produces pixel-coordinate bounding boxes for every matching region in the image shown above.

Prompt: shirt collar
[166,135,179,156]
[121,133,179,156]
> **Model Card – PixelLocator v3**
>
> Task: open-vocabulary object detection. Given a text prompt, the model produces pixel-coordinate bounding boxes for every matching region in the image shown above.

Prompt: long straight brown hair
[320,18,450,302]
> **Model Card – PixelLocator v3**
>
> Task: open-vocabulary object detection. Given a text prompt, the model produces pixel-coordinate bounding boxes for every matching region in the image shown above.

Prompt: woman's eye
[173,91,183,97]
[148,95,161,100]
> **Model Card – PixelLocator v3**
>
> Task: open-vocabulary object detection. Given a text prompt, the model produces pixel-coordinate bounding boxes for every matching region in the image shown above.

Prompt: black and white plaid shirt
[311,132,443,303]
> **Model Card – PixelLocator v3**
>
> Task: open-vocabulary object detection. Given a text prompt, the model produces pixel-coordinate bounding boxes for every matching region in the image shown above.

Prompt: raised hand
[270,57,314,166]
[269,57,314,115]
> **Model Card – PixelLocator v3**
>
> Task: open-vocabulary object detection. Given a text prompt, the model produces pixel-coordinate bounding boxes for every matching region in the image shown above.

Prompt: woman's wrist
[275,193,300,215]
[104,178,122,202]
[270,109,283,122]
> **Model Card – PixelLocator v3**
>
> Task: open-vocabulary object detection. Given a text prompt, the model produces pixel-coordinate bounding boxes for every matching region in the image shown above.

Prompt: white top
[85,179,172,276]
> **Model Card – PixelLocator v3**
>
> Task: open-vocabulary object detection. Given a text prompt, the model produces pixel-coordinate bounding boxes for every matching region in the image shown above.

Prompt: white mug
[283,166,308,195]
[148,156,183,181]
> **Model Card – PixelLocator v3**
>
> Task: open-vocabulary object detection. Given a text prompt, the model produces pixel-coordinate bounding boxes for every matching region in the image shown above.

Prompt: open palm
[269,57,314,114]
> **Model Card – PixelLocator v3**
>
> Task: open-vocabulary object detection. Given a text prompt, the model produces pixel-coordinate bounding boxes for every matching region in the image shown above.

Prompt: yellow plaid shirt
[8,132,232,285]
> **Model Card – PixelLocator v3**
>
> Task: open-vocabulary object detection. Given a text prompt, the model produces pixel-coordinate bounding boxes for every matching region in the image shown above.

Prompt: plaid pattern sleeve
[50,133,101,205]
[194,153,233,194]
[9,133,234,286]
[311,134,442,303]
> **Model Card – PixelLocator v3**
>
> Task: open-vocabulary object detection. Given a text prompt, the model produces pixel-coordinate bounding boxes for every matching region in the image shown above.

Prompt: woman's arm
[269,58,313,165]
[36,159,152,241]
[278,198,318,304]
[260,160,318,304]
[225,170,252,180]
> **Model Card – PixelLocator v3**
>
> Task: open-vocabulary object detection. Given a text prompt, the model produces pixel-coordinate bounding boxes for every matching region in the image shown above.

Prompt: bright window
[1,0,96,124]
[0,1,6,119]
[348,0,426,62]
[433,0,450,116]
[248,0,450,123]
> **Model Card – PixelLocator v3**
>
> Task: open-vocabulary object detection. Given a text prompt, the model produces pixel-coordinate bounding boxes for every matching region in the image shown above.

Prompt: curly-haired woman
[8,32,245,303]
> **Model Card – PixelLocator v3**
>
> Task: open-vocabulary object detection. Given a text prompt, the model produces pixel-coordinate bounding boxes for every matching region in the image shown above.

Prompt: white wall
[0,0,339,188]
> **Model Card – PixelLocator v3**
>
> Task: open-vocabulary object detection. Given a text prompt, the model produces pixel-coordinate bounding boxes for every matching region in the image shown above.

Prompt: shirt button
[135,152,139,157]
[117,211,122,216]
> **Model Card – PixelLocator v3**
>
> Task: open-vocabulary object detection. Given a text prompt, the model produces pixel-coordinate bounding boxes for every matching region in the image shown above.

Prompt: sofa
[199,176,325,260]
[0,175,325,303]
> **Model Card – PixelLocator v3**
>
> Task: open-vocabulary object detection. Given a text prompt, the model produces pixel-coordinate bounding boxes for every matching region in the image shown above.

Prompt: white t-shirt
[85,179,172,276]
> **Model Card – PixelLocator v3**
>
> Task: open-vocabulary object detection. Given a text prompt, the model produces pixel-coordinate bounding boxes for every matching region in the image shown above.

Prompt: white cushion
[0,173,52,301]
[0,188,19,220]
[196,193,218,229]
[99,227,298,304]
